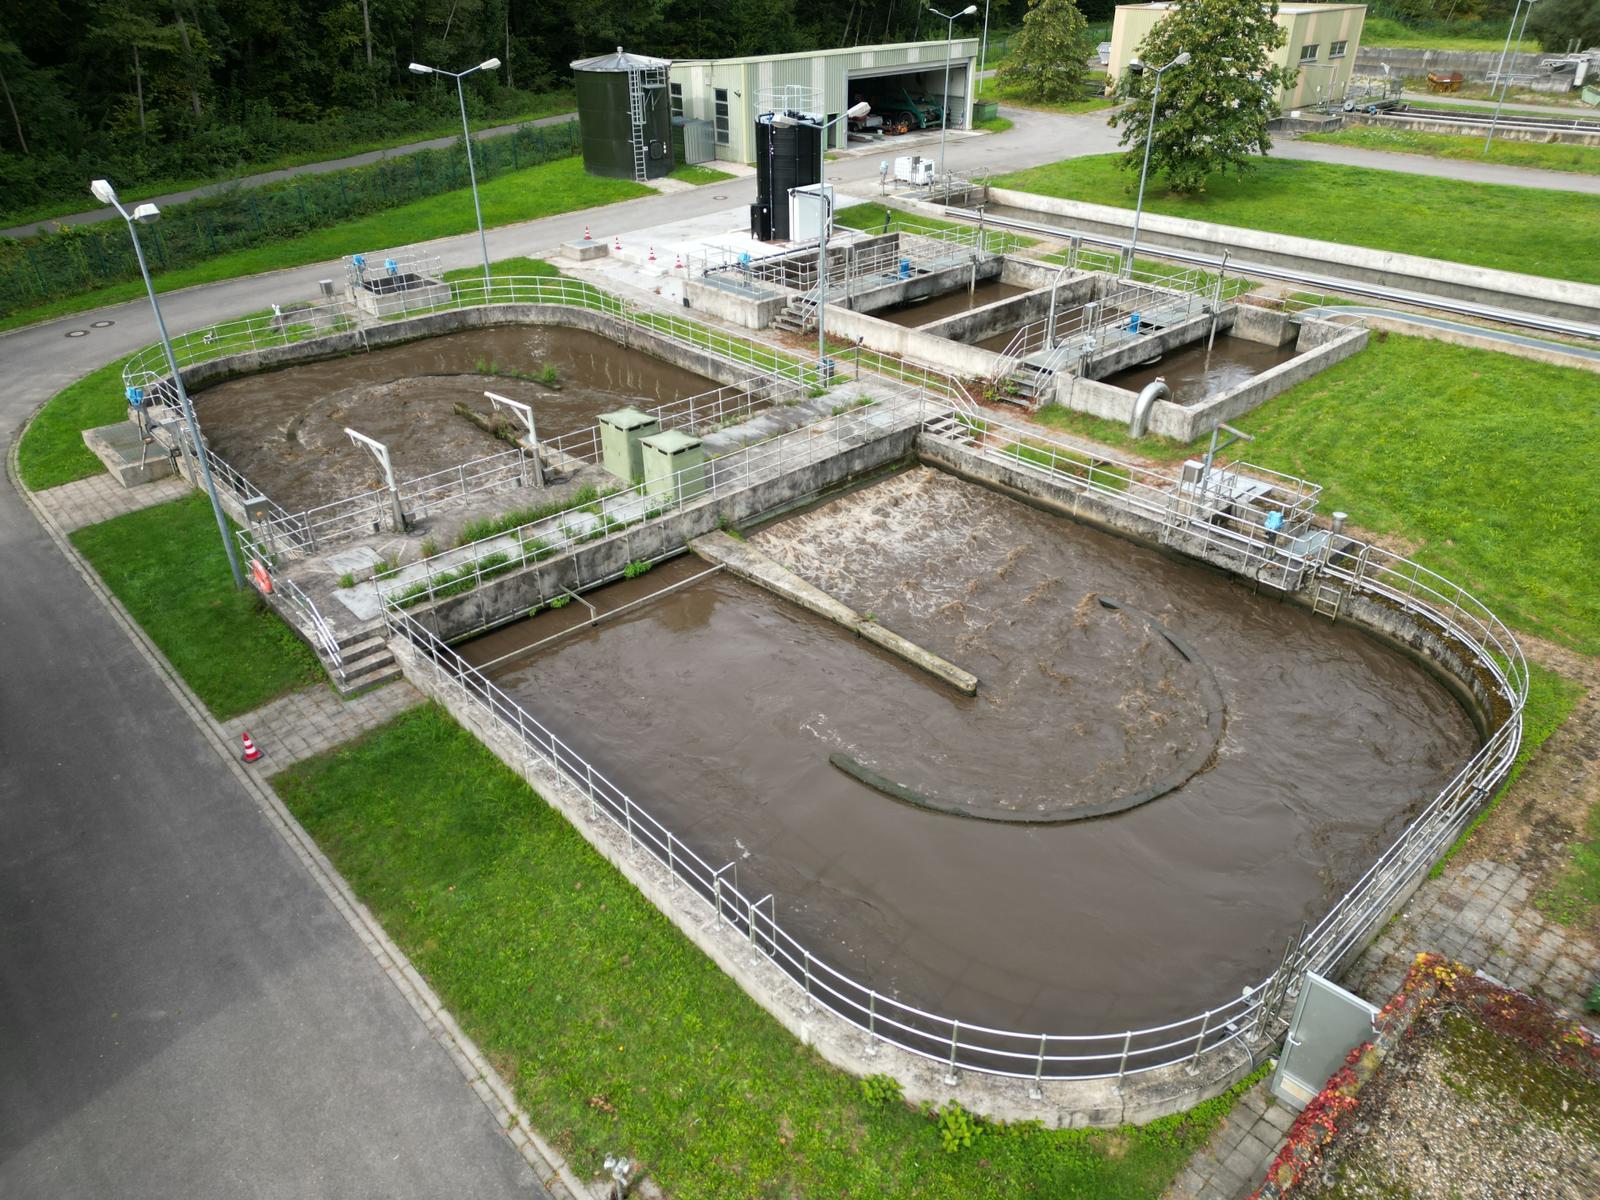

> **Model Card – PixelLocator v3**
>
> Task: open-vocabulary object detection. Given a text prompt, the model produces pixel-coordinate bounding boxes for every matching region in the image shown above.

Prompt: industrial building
[669,39,982,165]
[1106,3,1367,110]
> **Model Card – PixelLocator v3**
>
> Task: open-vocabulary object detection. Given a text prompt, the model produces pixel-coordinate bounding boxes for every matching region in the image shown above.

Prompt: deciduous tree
[998,0,1093,105]
[1109,0,1294,194]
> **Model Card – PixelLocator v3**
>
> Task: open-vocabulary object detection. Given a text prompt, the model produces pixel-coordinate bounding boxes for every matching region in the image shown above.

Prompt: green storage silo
[571,48,675,182]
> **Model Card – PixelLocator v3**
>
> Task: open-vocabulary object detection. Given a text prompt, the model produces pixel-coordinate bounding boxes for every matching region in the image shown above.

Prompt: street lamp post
[978,0,993,99]
[780,102,873,369]
[90,178,244,589]
[1123,51,1190,277]
[931,5,978,184]
[409,58,501,291]
[1484,0,1538,154]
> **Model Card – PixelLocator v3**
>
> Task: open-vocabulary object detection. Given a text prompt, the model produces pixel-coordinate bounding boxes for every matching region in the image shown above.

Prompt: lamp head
[132,202,161,223]
[408,62,433,75]
[479,57,501,71]
[1172,51,1191,67]
[846,100,871,119]
[1128,59,1145,76]
[90,178,117,205]
[961,4,978,12]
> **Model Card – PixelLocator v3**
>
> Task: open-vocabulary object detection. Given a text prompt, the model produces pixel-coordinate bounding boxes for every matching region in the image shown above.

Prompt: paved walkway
[221,681,422,770]
[1400,90,1600,119]
[1275,135,1600,193]
[3,112,578,240]
[32,472,191,532]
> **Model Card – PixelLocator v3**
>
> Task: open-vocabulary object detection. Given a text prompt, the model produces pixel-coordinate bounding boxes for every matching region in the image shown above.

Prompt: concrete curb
[5,424,592,1200]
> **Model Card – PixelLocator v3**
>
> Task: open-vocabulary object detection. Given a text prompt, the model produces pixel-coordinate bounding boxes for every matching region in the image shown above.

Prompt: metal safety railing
[369,384,1526,1083]
[373,387,927,616]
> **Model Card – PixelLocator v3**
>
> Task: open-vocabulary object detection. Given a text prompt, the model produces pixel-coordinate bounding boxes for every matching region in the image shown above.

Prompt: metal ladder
[1311,582,1344,621]
[627,65,668,183]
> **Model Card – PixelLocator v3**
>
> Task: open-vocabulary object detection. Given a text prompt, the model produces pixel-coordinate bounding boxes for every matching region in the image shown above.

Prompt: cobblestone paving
[33,473,192,532]
[221,680,422,770]
[1165,864,1600,1200]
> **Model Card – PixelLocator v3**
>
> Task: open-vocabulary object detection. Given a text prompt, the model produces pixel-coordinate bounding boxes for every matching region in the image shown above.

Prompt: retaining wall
[985,187,1600,326]
[1354,46,1549,82]
[1347,110,1600,146]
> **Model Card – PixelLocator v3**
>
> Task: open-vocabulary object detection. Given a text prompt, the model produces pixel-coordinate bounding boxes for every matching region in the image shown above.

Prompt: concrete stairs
[331,629,401,695]
[771,290,819,334]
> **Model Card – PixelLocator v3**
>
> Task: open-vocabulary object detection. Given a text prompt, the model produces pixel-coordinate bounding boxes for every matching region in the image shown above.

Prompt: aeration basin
[461,467,1478,1041]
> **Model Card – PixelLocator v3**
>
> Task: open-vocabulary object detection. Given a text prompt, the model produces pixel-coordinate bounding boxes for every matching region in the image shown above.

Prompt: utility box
[598,407,660,483]
[641,429,705,501]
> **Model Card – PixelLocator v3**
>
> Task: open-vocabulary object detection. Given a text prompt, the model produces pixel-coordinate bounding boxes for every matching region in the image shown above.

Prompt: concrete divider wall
[985,188,1600,325]
[181,303,772,397]
[847,258,1004,317]
[684,279,789,330]
[1231,305,1297,347]
[919,272,1098,346]
[822,305,1005,378]
[415,426,920,641]
[1079,312,1228,380]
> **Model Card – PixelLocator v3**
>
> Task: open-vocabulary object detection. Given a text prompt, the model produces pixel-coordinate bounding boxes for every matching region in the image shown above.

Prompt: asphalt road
[0,190,553,1200]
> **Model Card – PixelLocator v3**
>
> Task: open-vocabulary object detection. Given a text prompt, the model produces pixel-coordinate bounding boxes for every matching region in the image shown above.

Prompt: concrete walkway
[32,472,191,533]
[1274,134,1600,193]
[2,112,578,240]
[1400,90,1600,119]
[219,682,423,771]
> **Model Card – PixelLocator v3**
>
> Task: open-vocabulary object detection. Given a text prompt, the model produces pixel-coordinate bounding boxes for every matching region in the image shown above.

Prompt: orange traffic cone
[584,224,592,242]
[240,731,263,763]
[674,252,683,271]
[613,234,623,252]
[647,245,656,263]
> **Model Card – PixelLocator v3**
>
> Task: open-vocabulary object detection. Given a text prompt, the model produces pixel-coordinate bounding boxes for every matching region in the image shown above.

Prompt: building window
[1329,40,1348,59]
[670,82,683,118]
[1299,44,1320,63]
[714,88,730,145]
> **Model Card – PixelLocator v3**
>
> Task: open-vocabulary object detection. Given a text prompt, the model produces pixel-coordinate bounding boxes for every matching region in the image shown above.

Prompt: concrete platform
[82,420,175,488]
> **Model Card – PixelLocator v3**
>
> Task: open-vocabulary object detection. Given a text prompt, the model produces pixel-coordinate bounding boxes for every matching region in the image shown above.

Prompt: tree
[1527,0,1600,51]
[998,0,1092,105]
[1109,0,1294,195]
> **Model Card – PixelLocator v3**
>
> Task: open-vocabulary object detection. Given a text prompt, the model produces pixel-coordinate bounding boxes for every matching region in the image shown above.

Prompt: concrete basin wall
[986,187,1600,326]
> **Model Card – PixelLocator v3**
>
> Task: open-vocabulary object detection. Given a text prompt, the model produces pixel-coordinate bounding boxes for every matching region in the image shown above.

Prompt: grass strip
[1033,334,1600,653]
[667,164,737,185]
[275,702,1262,1199]
[17,355,137,491]
[1432,662,1586,878]
[70,493,322,717]
[1,158,651,335]
[1362,17,1536,51]
[1303,126,1600,176]
[989,154,1600,284]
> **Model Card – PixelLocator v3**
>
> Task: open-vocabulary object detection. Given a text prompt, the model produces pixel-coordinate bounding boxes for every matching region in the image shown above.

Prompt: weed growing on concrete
[548,594,571,609]
[859,1074,904,1107]
[337,572,355,589]
[937,1102,980,1153]
[623,560,652,579]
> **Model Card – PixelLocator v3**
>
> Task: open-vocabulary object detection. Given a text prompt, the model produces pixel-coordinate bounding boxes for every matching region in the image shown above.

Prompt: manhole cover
[91,319,115,327]
[65,329,88,337]
[713,194,728,200]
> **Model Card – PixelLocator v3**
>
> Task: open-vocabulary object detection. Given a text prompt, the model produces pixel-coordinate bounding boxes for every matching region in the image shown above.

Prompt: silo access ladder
[628,65,667,182]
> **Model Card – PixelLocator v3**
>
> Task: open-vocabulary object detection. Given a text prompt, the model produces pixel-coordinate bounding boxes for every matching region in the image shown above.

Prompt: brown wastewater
[192,326,717,512]
[1102,334,1299,404]
[873,279,1031,328]
[462,468,1478,1038]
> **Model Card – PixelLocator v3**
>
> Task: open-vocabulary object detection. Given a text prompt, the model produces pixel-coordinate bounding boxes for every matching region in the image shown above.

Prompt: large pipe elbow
[1129,377,1171,438]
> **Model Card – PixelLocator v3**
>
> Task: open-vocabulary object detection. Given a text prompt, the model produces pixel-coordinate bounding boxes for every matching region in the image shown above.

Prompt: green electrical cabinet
[641,429,705,501]
[598,407,660,483]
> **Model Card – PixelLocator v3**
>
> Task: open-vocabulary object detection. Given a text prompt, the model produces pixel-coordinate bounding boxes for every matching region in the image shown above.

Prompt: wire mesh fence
[0,121,581,316]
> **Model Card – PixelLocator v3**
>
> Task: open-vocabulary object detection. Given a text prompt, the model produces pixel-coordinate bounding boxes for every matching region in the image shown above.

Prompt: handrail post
[1186,1009,1213,1075]
[1115,1031,1132,1084]
[801,951,814,1014]
[1029,1033,1046,1099]
[944,1020,961,1085]
[864,991,879,1056]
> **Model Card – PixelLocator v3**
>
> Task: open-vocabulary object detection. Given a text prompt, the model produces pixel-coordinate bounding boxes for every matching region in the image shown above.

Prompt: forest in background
[0,0,1086,217]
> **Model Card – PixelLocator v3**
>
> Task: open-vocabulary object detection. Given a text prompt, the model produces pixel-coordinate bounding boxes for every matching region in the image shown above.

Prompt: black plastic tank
[752,114,822,241]
[571,48,674,180]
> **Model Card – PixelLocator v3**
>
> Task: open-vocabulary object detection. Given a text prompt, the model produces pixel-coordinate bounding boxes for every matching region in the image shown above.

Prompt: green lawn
[977,77,1115,116]
[1,157,651,334]
[17,355,136,491]
[975,115,1016,135]
[668,164,736,185]
[990,155,1599,284]
[1363,16,1535,51]
[1304,127,1600,175]
[275,703,1258,1200]
[71,494,322,717]
[440,256,561,283]
[1034,334,1600,654]
[1,97,578,230]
